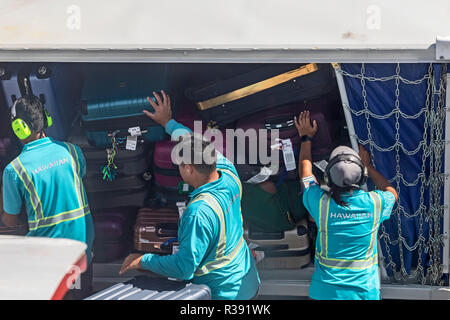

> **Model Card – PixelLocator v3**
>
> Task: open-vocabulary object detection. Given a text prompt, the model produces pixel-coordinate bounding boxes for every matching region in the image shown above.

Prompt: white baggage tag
[176,201,187,218]
[281,139,296,171]
[125,135,137,151]
[172,245,179,255]
[128,126,142,136]
[245,166,274,184]
[313,159,328,173]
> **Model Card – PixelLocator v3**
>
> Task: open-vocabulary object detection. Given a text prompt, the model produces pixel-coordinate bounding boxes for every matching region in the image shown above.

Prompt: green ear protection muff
[10,98,53,140]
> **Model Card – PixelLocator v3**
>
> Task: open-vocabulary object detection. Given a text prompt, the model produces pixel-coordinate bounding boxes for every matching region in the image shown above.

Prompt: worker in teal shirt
[120,91,260,300]
[0,95,95,299]
[294,110,397,300]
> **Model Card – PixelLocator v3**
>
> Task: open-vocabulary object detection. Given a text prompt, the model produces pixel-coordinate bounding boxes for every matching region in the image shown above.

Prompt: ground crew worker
[294,110,398,300]
[120,90,261,300]
[0,95,95,299]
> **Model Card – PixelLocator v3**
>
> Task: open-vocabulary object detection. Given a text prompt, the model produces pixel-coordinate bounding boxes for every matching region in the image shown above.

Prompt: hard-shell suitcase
[80,64,171,147]
[85,275,211,300]
[28,63,83,141]
[92,207,137,241]
[244,220,311,269]
[84,174,148,194]
[185,63,335,126]
[88,189,150,211]
[67,127,151,178]
[134,208,180,254]
[153,140,182,189]
[234,98,333,167]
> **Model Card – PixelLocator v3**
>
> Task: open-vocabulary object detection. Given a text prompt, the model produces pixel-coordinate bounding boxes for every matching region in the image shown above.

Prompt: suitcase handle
[264,117,295,130]
[156,223,178,237]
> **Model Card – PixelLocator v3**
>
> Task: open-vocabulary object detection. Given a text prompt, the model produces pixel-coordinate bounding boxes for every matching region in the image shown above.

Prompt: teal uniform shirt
[303,184,395,300]
[140,120,261,300]
[2,137,95,264]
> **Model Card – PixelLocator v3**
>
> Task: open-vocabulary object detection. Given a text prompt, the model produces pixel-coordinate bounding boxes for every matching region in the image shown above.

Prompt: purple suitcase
[235,98,334,168]
[92,207,138,241]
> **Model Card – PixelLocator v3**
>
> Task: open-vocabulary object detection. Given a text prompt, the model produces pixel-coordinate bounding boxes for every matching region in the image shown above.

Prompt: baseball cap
[328,146,364,188]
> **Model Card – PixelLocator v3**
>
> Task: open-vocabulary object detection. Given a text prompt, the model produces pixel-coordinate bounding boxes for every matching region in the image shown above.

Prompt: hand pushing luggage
[185,63,335,126]
[85,275,211,300]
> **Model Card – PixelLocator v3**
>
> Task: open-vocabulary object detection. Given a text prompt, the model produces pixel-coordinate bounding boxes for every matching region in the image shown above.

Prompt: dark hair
[175,133,217,175]
[12,95,45,133]
[329,184,355,207]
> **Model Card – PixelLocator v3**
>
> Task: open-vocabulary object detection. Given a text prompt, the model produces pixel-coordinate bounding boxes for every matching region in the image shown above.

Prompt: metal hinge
[436,36,450,60]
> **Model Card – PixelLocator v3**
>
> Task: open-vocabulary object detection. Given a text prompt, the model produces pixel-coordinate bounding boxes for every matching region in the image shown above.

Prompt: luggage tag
[178,181,194,194]
[176,201,187,218]
[126,126,143,151]
[125,135,137,151]
[313,159,328,173]
[245,166,274,184]
[128,126,142,136]
[280,139,297,171]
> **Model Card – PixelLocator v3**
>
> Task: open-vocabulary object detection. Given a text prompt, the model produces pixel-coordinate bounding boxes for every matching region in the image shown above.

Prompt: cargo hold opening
[1,61,448,300]
[0,61,349,296]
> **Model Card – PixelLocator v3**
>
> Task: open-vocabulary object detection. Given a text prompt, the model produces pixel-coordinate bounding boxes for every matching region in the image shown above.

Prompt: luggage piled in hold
[92,207,137,263]
[245,219,311,269]
[80,64,172,148]
[234,97,335,182]
[85,275,211,300]
[134,207,180,255]
[241,180,311,269]
[185,63,335,127]
[67,128,152,210]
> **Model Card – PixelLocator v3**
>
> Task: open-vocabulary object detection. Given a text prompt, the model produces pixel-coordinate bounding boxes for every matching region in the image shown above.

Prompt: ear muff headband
[324,153,368,187]
[11,99,32,140]
[10,98,53,140]
[44,109,53,128]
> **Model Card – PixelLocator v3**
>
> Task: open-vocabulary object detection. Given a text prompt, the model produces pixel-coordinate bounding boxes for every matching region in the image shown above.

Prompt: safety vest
[315,191,382,270]
[188,168,245,277]
[9,142,90,231]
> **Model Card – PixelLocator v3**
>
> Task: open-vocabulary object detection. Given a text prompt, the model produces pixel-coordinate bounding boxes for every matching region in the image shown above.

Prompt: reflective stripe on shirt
[316,191,382,270]
[10,157,44,221]
[11,143,90,230]
[188,192,244,277]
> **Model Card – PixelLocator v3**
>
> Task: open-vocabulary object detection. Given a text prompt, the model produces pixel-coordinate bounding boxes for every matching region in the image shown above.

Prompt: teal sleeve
[2,165,23,215]
[140,206,215,280]
[302,184,324,223]
[375,190,396,223]
[165,119,192,140]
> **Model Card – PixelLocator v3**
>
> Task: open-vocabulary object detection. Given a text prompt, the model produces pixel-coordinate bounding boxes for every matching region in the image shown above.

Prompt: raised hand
[143,90,172,128]
[294,110,318,138]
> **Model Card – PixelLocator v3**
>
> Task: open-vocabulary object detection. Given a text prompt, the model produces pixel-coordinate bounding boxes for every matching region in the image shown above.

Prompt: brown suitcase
[134,208,179,254]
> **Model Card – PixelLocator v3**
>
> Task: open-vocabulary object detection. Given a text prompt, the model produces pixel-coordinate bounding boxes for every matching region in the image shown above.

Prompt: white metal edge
[0,47,441,64]
[443,73,450,276]
[333,65,389,281]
